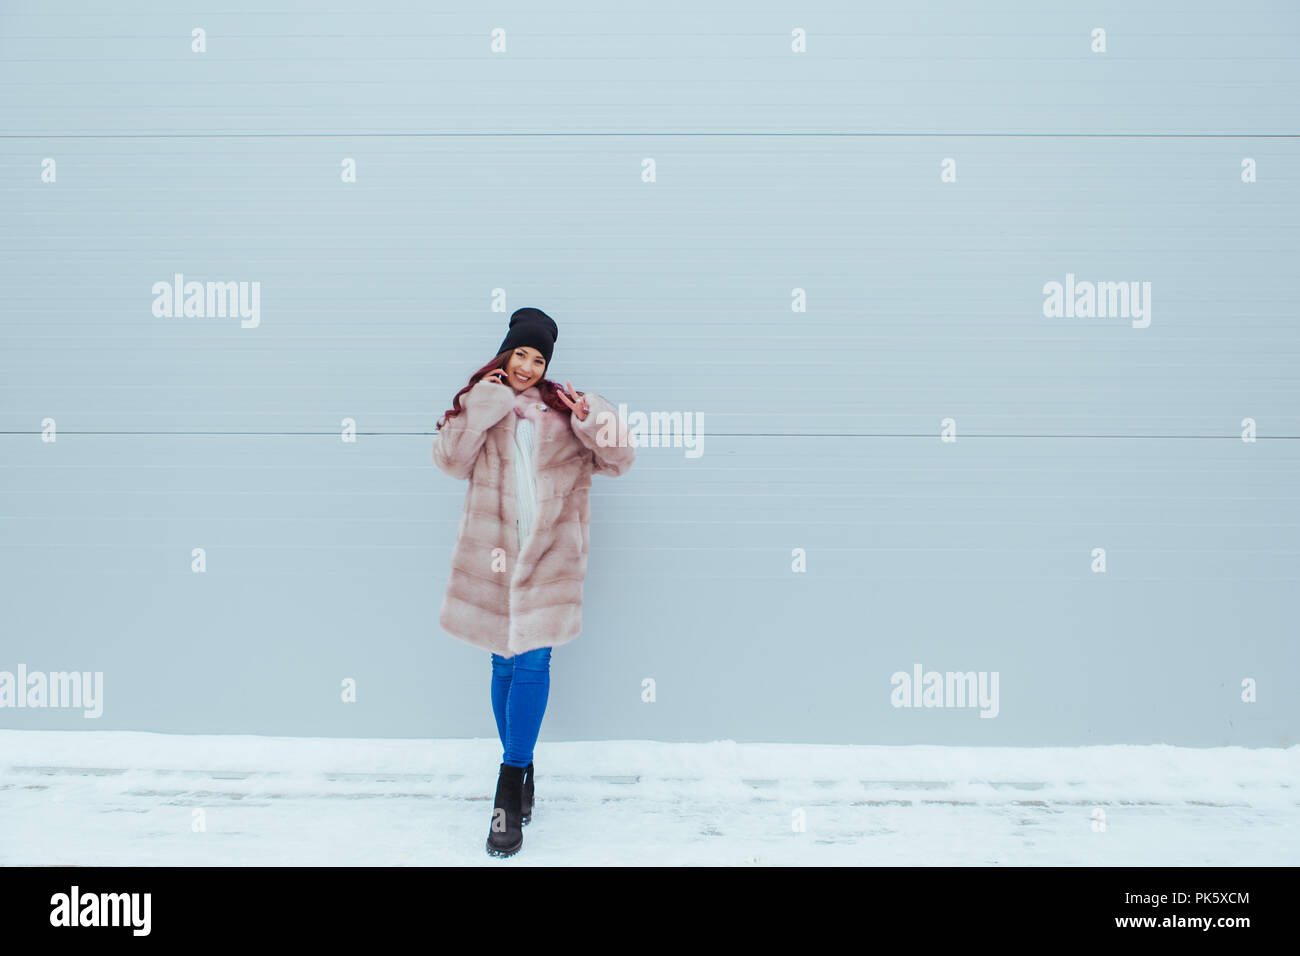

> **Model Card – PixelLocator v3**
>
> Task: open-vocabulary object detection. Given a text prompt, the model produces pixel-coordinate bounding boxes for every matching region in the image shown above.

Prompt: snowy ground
[1,730,1296,866]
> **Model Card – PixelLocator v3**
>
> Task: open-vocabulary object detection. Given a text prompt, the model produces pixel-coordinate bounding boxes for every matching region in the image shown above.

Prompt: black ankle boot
[485,762,526,857]
[522,762,534,826]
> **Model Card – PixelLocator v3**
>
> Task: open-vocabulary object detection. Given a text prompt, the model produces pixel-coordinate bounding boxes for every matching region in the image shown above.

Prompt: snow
[1,730,1297,866]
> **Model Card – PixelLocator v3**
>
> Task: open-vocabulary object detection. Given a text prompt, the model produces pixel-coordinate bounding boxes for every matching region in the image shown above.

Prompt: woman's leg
[502,646,552,767]
[489,652,514,756]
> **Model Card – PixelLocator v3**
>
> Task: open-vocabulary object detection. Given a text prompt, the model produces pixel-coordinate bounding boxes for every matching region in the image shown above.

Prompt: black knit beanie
[496,307,558,370]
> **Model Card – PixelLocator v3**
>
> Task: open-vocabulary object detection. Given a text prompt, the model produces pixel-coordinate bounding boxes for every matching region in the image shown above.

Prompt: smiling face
[504,346,546,391]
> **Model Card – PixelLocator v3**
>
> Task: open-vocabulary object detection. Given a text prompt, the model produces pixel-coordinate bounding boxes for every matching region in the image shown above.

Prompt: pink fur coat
[431,378,635,657]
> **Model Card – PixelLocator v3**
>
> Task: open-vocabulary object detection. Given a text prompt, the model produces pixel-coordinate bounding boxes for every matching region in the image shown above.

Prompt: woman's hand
[480,369,510,387]
[556,380,590,421]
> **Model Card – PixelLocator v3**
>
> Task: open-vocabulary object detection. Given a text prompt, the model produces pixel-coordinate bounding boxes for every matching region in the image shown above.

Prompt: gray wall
[1,1,1296,747]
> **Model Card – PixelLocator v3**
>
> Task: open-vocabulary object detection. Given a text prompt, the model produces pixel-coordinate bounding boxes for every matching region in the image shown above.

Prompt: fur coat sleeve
[430,379,516,480]
[569,391,636,477]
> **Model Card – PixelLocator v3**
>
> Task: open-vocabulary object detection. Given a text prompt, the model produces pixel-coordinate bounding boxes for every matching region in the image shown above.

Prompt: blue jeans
[490,646,552,767]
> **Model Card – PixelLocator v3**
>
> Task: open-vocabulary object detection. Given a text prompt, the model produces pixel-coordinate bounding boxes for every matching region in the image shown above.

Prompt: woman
[431,307,635,857]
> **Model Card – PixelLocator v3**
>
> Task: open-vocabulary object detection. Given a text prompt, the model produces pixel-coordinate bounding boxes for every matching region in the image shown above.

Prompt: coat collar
[511,384,551,421]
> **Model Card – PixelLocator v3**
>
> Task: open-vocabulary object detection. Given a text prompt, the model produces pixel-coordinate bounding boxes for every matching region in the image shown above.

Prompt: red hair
[436,350,581,431]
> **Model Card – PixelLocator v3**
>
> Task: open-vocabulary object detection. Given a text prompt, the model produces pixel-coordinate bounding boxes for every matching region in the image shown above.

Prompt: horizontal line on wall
[0,570,1290,582]
[3,518,1298,527]
[7,78,1300,86]
[2,431,1296,439]
[7,33,1300,40]
[3,132,1300,139]
[3,543,1299,554]
[2,495,1296,503]
[7,467,1300,477]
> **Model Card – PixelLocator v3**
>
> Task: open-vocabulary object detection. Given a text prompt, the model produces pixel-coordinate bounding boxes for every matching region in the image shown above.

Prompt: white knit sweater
[513,414,538,550]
